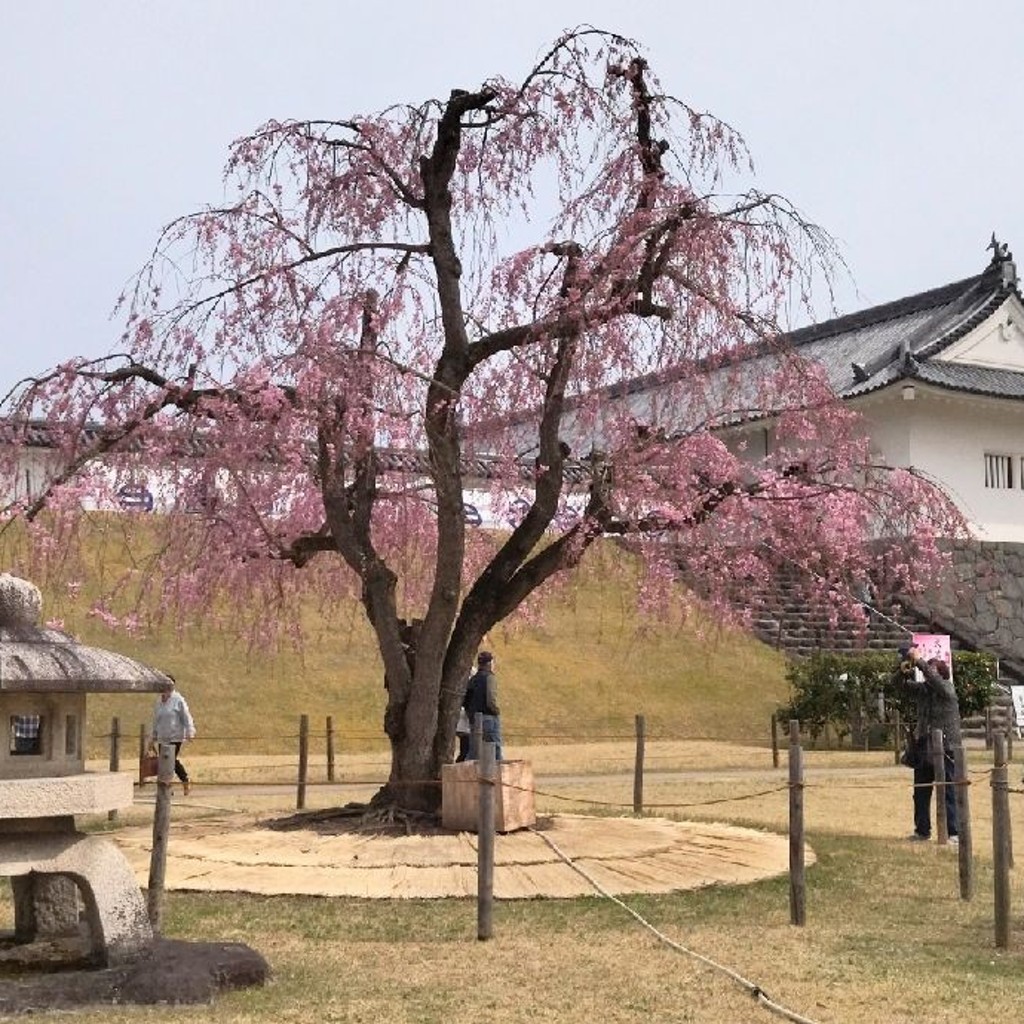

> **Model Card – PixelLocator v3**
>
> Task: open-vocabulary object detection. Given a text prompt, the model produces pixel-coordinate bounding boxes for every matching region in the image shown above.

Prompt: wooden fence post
[1001,731,1014,870]
[953,743,972,901]
[108,716,121,823]
[932,728,948,844]
[477,739,496,941]
[472,712,483,762]
[326,715,336,783]
[138,723,148,786]
[788,719,806,926]
[297,714,309,810]
[771,713,779,769]
[146,742,175,931]
[633,714,646,816]
[992,733,1011,949]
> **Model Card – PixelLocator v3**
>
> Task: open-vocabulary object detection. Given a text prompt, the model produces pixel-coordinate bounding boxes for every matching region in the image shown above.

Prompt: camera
[897,644,917,675]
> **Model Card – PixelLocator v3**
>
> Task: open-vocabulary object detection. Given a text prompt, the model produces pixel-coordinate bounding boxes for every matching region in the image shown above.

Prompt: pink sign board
[912,633,953,680]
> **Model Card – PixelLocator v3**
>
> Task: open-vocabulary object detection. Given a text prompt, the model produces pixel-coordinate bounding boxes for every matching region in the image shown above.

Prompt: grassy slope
[17,529,788,756]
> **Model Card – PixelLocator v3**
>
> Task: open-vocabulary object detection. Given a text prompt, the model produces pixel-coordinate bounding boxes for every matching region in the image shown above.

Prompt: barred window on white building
[984,453,1014,489]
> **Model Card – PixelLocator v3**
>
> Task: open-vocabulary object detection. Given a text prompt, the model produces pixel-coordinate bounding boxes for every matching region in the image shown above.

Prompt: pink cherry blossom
[0,28,964,812]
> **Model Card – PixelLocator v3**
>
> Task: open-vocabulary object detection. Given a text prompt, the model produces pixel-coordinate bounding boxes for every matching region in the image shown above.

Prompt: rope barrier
[155,769,1014,810]
[530,826,823,1024]
[497,779,791,810]
[143,761,1024,810]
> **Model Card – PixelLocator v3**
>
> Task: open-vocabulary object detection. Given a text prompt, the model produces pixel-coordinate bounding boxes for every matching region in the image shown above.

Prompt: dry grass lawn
[7,741,1020,1023]
[3,534,1017,1021]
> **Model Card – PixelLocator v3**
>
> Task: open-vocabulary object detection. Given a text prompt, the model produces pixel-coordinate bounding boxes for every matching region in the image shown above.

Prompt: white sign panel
[1010,686,1024,731]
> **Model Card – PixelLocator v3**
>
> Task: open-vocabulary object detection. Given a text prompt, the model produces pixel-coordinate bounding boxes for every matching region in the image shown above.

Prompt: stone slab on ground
[112,812,813,899]
[0,936,269,1013]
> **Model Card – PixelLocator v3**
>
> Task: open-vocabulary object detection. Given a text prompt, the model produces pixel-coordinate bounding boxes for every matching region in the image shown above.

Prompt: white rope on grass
[528,826,824,1024]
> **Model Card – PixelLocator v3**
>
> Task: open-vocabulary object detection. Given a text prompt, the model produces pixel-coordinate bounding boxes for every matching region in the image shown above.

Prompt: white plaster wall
[853,386,1024,542]
[0,447,55,506]
[7,379,1024,542]
[725,385,1024,541]
[935,295,1024,372]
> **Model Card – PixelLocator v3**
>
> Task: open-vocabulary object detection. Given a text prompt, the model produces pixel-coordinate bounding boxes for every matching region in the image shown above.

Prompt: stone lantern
[0,573,170,966]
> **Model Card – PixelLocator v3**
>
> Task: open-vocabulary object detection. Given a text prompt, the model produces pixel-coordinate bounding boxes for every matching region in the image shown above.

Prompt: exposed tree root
[265,801,442,836]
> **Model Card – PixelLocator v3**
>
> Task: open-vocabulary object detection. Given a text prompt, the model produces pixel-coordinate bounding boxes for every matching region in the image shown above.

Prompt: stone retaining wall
[906,540,1024,682]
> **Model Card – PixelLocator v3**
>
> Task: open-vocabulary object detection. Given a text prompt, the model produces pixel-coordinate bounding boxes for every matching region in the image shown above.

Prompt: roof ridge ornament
[987,232,1017,287]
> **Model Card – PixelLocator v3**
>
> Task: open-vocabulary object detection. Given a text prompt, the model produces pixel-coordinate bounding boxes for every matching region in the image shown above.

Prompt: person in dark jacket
[463,651,502,761]
[894,644,961,843]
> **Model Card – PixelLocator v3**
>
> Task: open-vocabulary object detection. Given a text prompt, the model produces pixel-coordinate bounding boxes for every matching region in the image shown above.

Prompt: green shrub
[778,650,996,746]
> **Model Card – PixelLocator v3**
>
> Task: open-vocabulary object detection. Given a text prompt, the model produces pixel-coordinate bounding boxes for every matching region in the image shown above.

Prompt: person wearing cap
[149,673,197,795]
[463,651,503,761]
[894,644,961,844]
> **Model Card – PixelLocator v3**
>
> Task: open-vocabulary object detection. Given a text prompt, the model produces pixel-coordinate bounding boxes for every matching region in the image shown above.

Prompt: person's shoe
[947,834,959,846]
[907,833,930,842]
[183,780,192,796]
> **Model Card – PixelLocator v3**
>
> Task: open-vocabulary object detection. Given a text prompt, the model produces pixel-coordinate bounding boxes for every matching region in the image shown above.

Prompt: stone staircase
[743,569,929,658]
[962,683,1014,742]
[739,566,1015,741]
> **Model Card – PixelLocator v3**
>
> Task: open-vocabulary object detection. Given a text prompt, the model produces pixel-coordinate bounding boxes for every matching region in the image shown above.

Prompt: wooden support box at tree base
[441,760,536,833]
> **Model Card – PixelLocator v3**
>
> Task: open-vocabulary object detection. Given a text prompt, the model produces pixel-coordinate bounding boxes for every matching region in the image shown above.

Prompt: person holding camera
[894,643,961,843]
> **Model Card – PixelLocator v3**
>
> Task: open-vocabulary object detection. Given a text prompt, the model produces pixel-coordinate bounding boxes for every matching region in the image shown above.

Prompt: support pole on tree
[477,739,496,941]
[771,713,779,769]
[892,709,901,766]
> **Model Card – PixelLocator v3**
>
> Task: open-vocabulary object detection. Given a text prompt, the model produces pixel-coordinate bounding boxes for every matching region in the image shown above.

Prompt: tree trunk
[376,635,464,815]
[373,737,443,813]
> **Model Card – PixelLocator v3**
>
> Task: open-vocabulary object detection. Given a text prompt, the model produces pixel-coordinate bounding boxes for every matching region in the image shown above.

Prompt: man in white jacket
[150,675,197,794]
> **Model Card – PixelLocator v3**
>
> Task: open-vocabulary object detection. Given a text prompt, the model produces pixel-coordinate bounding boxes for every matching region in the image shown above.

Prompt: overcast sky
[3,1,1022,393]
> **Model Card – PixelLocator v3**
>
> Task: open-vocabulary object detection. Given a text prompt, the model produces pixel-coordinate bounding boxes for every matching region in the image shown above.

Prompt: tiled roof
[484,250,1024,447]
[913,362,1024,399]
[6,251,1020,474]
[0,419,591,484]
[668,255,1018,408]
[790,263,1015,400]
[577,259,1019,437]
[782,271,996,348]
